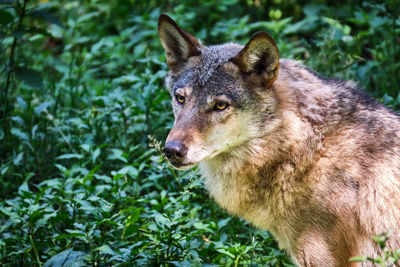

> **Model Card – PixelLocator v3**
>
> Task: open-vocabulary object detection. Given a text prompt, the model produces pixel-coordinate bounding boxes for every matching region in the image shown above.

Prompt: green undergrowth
[0,0,399,265]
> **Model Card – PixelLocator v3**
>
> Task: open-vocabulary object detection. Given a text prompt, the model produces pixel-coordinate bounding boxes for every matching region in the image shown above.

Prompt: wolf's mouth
[167,150,222,170]
[164,142,223,170]
[168,160,197,170]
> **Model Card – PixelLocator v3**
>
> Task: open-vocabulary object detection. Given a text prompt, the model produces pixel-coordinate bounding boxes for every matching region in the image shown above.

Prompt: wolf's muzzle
[164,141,188,167]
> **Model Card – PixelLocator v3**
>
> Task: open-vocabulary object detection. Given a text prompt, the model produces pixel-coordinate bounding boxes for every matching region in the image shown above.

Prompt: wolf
[158,14,400,266]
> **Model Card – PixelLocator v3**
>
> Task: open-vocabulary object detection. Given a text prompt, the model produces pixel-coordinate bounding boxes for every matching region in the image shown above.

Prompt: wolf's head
[158,14,280,169]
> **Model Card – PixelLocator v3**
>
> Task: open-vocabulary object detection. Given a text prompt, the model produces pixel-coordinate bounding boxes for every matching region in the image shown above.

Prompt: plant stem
[3,0,29,117]
[29,235,42,267]
[391,16,397,97]
[234,254,241,267]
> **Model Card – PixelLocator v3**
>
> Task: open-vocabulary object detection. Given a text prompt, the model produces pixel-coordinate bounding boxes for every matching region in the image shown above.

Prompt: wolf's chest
[198,161,305,252]
[198,162,292,228]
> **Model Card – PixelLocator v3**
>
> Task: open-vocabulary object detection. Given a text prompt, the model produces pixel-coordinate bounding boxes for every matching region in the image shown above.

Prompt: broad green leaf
[0,207,21,223]
[43,248,86,267]
[95,244,115,255]
[193,221,210,231]
[36,211,57,228]
[77,11,100,23]
[107,149,127,163]
[154,213,169,227]
[16,97,27,109]
[117,166,138,178]
[216,248,235,258]
[80,144,90,152]
[18,181,30,195]
[10,127,29,141]
[98,199,113,212]
[12,152,23,165]
[217,218,231,229]
[126,208,142,226]
[0,164,8,175]
[83,165,100,184]
[34,101,52,115]
[92,148,101,163]
[54,164,67,172]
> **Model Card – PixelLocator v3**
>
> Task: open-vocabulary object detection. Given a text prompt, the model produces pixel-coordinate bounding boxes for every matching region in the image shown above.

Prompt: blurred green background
[0,0,399,265]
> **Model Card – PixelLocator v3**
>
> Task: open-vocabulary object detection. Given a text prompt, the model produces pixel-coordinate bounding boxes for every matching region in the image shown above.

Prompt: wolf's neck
[198,123,317,224]
[276,59,359,134]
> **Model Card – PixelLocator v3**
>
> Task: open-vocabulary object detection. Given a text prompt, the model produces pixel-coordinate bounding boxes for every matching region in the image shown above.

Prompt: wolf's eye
[214,102,229,111]
[176,95,185,104]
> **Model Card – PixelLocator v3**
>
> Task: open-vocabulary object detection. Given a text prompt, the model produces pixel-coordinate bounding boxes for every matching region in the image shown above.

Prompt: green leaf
[83,165,100,184]
[13,152,23,165]
[107,149,128,163]
[216,248,235,258]
[55,233,86,240]
[217,218,231,229]
[154,213,169,227]
[36,211,57,229]
[77,11,100,23]
[92,148,101,163]
[112,173,123,182]
[43,248,86,267]
[117,166,138,178]
[56,153,83,160]
[34,101,52,115]
[18,181,30,195]
[95,244,115,255]
[10,127,29,141]
[65,229,86,235]
[80,144,90,152]
[193,221,209,230]
[0,207,21,223]
[0,10,14,25]
[126,208,142,226]
[349,256,368,262]
[15,67,44,89]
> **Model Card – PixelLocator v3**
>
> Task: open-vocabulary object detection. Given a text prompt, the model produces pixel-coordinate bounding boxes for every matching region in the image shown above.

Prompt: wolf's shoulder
[278,58,396,114]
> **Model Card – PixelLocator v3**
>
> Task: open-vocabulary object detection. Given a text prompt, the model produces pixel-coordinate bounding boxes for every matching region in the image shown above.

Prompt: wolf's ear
[232,32,279,88]
[158,14,201,72]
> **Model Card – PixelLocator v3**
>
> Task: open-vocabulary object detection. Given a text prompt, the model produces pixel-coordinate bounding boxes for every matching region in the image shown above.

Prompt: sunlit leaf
[34,101,52,115]
[10,127,29,141]
[43,248,86,267]
[349,256,368,262]
[56,153,83,160]
[95,244,115,255]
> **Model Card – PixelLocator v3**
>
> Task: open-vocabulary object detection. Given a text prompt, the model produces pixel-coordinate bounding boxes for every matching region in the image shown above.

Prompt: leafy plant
[350,232,400,266]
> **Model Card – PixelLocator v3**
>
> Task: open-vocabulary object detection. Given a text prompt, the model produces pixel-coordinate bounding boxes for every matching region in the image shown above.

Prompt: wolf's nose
[164,141,187,163]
